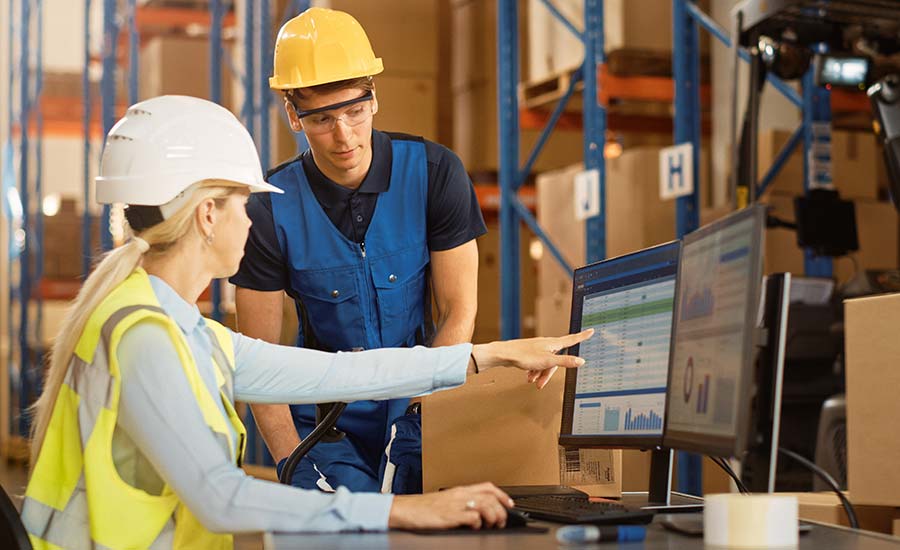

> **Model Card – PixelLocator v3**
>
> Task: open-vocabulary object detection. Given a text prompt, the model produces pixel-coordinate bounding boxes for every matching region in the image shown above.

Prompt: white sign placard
[659,143,694,200]
[573,169,600,221]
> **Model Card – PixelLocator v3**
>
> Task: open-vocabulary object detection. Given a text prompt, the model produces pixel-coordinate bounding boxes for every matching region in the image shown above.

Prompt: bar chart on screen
[574,394,667,434]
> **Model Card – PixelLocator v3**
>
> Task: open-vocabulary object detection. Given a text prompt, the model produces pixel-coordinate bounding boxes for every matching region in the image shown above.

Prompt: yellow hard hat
[270,7,384,90]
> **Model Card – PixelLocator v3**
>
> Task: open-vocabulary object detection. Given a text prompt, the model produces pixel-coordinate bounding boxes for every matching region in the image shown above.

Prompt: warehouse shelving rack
[4,0,46,453]
[496,0,876,496]
[2,0,308,462]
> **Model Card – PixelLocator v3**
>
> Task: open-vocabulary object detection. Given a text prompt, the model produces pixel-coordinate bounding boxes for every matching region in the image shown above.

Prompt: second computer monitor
[663,205,767,458]
[559,241,681,450]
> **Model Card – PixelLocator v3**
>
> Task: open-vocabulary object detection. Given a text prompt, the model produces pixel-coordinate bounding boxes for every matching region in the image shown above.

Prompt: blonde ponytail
[29,181,242,466]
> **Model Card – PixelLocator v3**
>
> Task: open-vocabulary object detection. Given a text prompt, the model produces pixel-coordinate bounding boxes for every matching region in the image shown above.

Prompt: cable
[712,456,750,494]
[717,457,749,494]
[278,402,348,485]
[778,447,859,529]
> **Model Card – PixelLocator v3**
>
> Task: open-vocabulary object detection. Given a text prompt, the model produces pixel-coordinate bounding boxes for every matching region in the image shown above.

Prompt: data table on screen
[572,277,674,437]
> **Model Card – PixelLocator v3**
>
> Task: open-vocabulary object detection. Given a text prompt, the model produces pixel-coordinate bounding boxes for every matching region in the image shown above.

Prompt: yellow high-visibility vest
[23,268,247,549]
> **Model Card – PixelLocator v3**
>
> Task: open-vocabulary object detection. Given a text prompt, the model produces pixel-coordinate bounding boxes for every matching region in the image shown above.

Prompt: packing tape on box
[704,493,799,548]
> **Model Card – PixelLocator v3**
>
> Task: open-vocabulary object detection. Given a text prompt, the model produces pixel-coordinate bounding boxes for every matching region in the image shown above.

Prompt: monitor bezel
[558,240,682,451]
[661,205,767,458]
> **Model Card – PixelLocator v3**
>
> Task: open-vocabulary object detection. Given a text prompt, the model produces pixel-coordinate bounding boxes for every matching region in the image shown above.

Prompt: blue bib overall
[269,137,429,493]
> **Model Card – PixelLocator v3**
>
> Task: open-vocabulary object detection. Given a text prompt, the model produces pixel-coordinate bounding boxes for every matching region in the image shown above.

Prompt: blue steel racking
[2,0,302,452]
[234,0,311,466]
[498,0,835,495]
[4,0,47,439]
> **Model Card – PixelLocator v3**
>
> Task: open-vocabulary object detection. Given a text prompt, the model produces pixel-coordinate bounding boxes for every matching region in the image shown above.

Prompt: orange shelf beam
[12,96,128,138]
[474,184,535,213]
[520,108,711,135]
[36,277,216,302]
[831,89,871,114]
[35,278,82,301]
[597,64,712,106]
[135,6,236,30]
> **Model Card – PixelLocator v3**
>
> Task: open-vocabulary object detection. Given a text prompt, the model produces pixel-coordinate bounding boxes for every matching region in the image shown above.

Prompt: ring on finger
[465,499,477,511]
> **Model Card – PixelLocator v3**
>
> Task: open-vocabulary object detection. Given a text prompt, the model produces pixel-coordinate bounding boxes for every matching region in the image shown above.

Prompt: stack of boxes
[840,292,900,535]
[450,0,585,175]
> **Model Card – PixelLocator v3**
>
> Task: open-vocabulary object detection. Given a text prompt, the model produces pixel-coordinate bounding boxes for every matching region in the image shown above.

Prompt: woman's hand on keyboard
[388,482,515,530]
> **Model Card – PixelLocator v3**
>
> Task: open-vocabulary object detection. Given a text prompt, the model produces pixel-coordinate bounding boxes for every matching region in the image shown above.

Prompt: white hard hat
[95,95,282,214]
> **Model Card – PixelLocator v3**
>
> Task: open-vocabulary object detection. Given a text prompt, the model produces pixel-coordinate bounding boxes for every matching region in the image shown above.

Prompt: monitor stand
[617,449,704,513]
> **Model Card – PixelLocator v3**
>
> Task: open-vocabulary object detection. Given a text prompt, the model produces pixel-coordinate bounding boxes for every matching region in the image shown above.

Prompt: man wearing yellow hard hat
[230,8,486,494]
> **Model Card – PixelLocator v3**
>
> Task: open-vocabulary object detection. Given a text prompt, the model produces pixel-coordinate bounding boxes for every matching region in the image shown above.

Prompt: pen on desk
[556,525,646,544]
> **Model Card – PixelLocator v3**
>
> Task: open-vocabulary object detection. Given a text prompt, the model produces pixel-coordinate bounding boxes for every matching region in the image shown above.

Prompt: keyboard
[513,494,655,525]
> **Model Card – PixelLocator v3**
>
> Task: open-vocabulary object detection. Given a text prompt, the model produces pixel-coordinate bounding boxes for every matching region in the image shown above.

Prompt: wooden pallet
[518,65,584,110]
[606,49,672,78]
[607,48,711,79]
[519,48,712,111]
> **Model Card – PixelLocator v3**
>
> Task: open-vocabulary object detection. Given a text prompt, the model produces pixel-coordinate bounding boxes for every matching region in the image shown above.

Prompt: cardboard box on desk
[845,292,900,507]
[421,368,622,497]
[783,492,900,534]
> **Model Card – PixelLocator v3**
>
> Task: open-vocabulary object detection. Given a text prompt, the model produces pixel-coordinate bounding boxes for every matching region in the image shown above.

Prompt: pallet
[607,48,711,80]
[519,49,711,111]
[518,65,584,111]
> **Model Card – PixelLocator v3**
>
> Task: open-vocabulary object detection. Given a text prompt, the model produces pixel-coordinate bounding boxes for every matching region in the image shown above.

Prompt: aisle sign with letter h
[659,143,694,200]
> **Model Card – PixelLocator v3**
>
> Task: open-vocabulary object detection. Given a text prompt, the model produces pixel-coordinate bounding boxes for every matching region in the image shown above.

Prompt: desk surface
[264,514,900,549]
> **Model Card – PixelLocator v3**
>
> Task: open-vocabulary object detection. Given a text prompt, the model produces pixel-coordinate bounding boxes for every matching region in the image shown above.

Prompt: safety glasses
[293,91,377,135]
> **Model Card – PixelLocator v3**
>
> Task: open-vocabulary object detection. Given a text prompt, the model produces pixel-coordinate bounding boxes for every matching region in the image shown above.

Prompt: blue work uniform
[231,130,486,493]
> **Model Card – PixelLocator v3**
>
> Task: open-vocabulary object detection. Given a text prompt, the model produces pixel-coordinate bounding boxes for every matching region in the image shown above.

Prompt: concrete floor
[1,458,264,549]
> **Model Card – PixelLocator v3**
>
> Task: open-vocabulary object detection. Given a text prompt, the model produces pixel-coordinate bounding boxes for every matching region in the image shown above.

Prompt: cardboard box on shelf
[331,0,438,78]
[474,223,537,344]
[761,194,898,283]
[535,147,704,333]
[758,129,881,200]
[421,366,622,497]
[451,0,527,91]
[372,76,438,141]
[526,0,709,83]
[845,292,900,507]
[139,36,232,107]
[535,292,570,340]
[43,199,100,280]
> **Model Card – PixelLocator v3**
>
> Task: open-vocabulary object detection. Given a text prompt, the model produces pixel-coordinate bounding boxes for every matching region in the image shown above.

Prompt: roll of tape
[704,493,799,548]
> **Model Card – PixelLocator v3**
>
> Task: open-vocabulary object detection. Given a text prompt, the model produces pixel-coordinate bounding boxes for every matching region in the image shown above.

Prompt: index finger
[550,328,594,352]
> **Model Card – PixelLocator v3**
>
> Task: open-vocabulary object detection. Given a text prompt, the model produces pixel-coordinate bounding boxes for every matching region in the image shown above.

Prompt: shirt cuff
[432,343,473,391]
[344,491,394,531]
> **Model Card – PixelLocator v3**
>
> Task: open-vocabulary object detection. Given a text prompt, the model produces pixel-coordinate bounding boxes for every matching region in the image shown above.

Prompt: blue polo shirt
[231,130,487,293]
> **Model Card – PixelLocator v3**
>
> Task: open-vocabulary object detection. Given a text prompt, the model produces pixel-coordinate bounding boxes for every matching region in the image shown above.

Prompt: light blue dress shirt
[113,275,471,534]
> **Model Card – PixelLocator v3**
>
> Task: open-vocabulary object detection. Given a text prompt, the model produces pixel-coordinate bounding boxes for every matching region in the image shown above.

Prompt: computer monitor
[559,241,680,450]
[663,205,767,458]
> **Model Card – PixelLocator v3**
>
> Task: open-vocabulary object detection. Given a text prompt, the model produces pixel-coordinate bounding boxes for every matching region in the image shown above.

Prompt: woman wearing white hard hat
[20,95,591,548]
